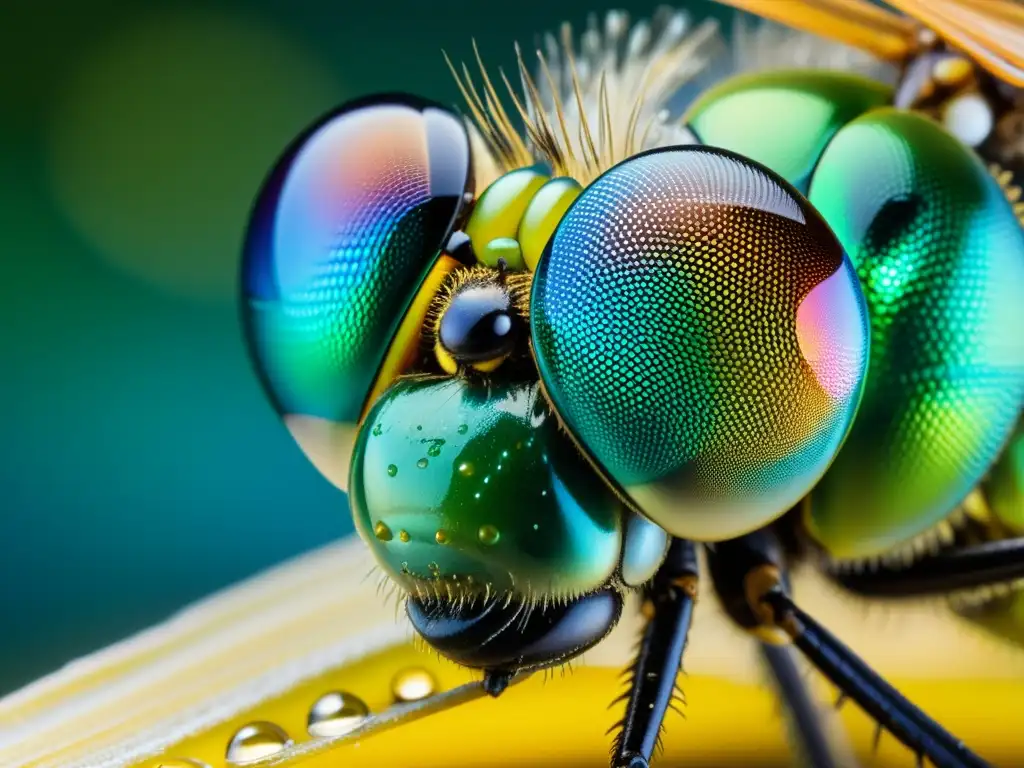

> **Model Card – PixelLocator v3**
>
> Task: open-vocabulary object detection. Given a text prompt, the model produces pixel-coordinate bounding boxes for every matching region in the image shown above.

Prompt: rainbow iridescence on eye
[241,96,470,426]
[532,147,870,541]
[807,110,1024,557]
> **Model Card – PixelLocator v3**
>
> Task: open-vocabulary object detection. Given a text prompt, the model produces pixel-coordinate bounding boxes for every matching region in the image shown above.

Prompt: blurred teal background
[0,0,733,695]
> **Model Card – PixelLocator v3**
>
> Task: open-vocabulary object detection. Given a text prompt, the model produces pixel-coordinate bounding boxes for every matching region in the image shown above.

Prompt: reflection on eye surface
[438,284,517,364]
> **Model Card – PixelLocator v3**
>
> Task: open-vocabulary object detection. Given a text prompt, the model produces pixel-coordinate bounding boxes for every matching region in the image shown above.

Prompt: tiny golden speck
[458,461,474,476]
[373,521,393,541]
[416,458,429,469]
[435,529,450,545]
[154,760,210,768]
[391,667,438,702]
[478,524,500,545]
[398,529,410,542]
[933,56,973,87]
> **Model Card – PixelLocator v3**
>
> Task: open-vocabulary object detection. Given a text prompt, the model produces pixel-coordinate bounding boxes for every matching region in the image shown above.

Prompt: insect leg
[706,530,846,767]
[761,588,988,768]
[708,529,988,768]
[760,642,844,768]
[610,538,699,768]
[827,536,1024,597]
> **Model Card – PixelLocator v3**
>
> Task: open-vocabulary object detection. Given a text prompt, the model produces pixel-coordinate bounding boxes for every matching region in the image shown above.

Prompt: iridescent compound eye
[532,146,870,541]
[241,94,472,490]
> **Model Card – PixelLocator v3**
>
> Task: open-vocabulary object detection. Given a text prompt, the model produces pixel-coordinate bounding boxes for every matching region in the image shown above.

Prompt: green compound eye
[807,110,1024,558]
[987,422,1024,533]
[241,94,472,492]
[531,146,870,542]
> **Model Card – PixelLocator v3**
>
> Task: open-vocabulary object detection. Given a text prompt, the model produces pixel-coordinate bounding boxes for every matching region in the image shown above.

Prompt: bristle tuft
[448,9,719,186]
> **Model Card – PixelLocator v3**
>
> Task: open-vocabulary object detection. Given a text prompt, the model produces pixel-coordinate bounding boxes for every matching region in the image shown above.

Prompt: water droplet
[473,492,481,500]
[428,561,439,575]
[226,722,292,764]
[371,423,383,437]
[435,529,450,545]
[532,523,539,531]
[398,529,410,543]
[541,489,548,497]
[155,760,210,768]
[391,668,438,702]
[458,462,474,476]
[483,476,490,484]
[496,464,502,471]
[416,458,429,469]
[307,691,370,738]
[501,450,509,459]
[374,521,393,541]
[416,424,423,431]
[457,423,469,434]
[426,439,445,457]
[386,464,398,477]
[478,525,500,545]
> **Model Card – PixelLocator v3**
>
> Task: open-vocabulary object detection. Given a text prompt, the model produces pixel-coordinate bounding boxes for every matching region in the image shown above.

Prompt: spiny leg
[708,529,989,768]
[611,538,699,768]
[827,536,1024,598]
[762,589,986,768]
[706,529,846,768]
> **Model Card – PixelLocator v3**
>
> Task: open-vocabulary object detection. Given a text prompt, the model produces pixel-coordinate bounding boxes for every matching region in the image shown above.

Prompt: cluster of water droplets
[154,668,438,766]
[368,423,550,562]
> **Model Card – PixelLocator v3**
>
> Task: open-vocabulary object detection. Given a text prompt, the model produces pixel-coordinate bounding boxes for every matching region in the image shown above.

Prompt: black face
[438,283,519,364]
[406,590,623,673]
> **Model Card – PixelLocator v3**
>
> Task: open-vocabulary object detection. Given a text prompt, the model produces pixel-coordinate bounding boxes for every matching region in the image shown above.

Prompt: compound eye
[241,94,472,491]
[532,146,870,541]
[438,284,518,367]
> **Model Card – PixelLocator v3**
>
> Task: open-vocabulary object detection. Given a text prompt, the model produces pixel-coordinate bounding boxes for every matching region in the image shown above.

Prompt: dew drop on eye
[478,524,500,545]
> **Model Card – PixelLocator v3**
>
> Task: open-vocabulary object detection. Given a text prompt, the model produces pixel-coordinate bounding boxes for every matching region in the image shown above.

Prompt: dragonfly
[3,2,1023,767]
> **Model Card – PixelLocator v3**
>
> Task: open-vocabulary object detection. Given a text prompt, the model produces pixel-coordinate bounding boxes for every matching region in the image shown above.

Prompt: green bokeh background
[0,0,732,695]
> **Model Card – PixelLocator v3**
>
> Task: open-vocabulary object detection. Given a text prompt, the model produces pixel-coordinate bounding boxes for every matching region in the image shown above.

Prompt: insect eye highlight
[439,284,518,363]
[429,266,532,376]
